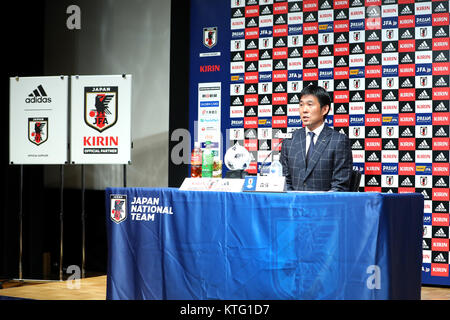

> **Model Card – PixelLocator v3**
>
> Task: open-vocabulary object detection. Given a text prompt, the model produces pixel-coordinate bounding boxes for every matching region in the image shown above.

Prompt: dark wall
[169,0,191,187]
[1,2,107,280]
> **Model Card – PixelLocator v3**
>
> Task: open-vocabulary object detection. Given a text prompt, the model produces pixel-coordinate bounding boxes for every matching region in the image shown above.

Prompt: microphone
[259,132,292,176]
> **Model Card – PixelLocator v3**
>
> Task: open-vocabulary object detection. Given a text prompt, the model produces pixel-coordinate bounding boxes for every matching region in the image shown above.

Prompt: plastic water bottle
[201,141,214,178]
[269,154,283,177]
[190,142,202,178]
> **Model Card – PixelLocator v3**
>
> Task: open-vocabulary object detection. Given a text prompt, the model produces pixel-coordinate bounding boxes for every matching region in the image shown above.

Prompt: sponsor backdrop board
[9,76,69,164]
[70,75,132,164]
[188,1,450,285]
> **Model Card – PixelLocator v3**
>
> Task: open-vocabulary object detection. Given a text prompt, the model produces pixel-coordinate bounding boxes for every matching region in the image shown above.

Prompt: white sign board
[70,75,132,164]
[198,82,221,157]
[9,76,69,164]
[180,178,244,192]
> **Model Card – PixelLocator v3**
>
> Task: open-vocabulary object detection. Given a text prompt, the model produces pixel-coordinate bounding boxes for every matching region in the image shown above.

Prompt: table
[105,187,423,300]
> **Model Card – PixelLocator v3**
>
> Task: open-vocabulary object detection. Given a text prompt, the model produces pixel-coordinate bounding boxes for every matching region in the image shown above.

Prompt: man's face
[299,94,329,131]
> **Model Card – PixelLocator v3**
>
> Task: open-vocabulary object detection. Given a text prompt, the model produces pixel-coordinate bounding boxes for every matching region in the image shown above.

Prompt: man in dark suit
[280,85,353,191]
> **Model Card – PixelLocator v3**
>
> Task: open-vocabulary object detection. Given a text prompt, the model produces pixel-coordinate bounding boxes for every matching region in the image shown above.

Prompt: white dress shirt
[305,122,325,154]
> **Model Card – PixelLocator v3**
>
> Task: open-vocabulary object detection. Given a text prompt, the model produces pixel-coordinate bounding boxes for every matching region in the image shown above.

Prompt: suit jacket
[280,125,353,191]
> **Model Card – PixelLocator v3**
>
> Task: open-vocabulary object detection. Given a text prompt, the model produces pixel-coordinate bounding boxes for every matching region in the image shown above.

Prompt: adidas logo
[401,152,413,162]
[401,78,413,88]
[275,60,286,69]
[247,108,256,116]
[275,15,286,24]
[435,152,447,161]
[290,48,301,57]
[274,83,285,92]
[336,10,347,20]
[434,253,446,263]
[233,53,243,61]
[384,43,396,52]
[275,38,286,46]
[352,92,363,101]
[320,0,332,9]
[434,227,446,237]
[247,41,257,49]
[247,18,257,27]
[260,96,270,104]
[336,58,347,67]
[232,97,242,105]
[434,3,446,13]
[367,128,379,137]
[384,91,396,100]
[247,63,257,71]
[260,51,271,59]
[384,140,396,149]
[305,59,316,68]
[418,140,429,149]
[367,55,379,64]
[274,106,285,115]
[434,127,447,137]
[368,32,379,41]
[351,45,363,54]
[401,128,413,137]
[434,52,447,62]
[305,13,316,22]
[261,6,271,15]
[335,34,347,43]
[336,105,346,113]
[422,240,429,250]
[290,3,301,11]
[25,85,52,103]
[401,103,413,112]
[435,102,447,112]
[246,130,256,139]
[368,80,379,88]
[247,85,256,94]
[233,9,243,18]
[418,90,430,100]
[435,77,448,87]
[305,36,316,45]
[368,104,379,112]
[418,41,430,50]
[260,141,269,150]
[435,27,448,37]
[401,177,413,187]
[321,47,332,55]
[352,140,362,149]
[367,177,379,186]
[367,152,379,161]
[401,5,413,15]
[401,54,413,63]
[400,29,413,39]
[421,190,430,199]
[336,81,347,89]
[367,7,379,17]
[290,95,299,103]
[435,178,447,187]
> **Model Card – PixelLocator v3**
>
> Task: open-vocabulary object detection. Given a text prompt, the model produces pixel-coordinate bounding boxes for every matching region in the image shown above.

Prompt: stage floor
[0,275,449,300]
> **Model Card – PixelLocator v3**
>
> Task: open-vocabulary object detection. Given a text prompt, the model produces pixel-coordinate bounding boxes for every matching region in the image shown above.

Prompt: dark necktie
[306,132,315,167]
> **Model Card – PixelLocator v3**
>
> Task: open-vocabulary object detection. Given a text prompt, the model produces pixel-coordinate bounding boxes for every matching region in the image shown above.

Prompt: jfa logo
[110,194,127,224]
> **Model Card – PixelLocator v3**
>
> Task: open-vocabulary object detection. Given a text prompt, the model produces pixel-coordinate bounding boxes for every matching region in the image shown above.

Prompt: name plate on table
[242,176,286,193]
[180,178,244,192]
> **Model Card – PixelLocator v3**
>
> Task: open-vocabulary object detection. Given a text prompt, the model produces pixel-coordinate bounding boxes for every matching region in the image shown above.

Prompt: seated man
[280,85,353,191]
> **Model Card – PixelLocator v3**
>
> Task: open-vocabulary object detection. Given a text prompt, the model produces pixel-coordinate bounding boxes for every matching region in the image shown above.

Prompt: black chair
[350,170,361,192]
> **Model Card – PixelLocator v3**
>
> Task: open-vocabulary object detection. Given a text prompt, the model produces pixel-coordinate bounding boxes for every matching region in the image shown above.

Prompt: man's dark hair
[299,84,332,119]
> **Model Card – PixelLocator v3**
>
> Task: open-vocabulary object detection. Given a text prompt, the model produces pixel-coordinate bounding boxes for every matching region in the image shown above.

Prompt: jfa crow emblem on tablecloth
[110,194,127,224]
[84,86,118,132]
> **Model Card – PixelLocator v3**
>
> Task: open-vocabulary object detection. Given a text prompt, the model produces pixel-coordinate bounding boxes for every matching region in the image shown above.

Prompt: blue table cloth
[105,188,423,300]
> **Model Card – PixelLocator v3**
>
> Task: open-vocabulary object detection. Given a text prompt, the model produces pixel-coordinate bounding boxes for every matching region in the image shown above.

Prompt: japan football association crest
[85,86,118,132]
[203,27,218,49]
[28,117,48,146]
[110,194,127,224]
